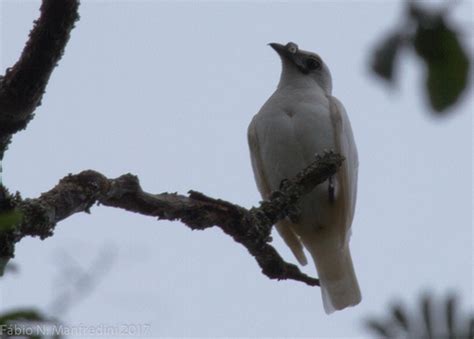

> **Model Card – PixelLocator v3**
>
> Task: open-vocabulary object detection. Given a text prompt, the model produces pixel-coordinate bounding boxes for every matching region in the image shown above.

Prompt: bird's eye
[306,58,321,71]
[286,42,298,54]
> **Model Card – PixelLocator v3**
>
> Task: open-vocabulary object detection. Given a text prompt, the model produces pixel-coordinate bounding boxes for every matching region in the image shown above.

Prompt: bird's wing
[328,96,359,244]
[247,117,308,265]
[248,99,361,312]
[247,119,271,198]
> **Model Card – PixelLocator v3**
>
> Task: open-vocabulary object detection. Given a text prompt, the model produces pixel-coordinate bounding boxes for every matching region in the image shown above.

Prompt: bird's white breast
[249,83,341,230]
[253,86,335,186]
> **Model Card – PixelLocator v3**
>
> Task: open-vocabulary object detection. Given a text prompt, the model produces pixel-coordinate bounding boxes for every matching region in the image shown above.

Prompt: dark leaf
[366,293,473,338]
[0,309,61,339]
[371,32,404,82]
[421,295,433,338]
[445,295,456,339]
[366,319,392,338]
[413,13,470,112]
[468,317,474,339]
[392,304,410,331]
[0,308,47,324]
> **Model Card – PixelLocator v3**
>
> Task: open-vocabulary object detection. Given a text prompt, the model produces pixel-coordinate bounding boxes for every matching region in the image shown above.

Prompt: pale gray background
[1,0,472,338]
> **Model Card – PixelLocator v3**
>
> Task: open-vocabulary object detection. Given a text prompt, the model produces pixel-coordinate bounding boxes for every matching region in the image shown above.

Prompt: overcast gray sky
[1,0,472,338]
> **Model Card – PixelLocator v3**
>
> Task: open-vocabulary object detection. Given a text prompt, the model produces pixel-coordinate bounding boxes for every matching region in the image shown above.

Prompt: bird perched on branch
[247,42,361,314]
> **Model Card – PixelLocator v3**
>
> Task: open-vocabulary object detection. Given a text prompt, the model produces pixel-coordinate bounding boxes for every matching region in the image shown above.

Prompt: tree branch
[0,0,80,159]
[0,0,343,288]
[4,152,344,287]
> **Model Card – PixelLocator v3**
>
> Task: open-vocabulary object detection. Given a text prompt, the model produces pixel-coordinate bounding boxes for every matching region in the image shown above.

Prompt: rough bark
[4,152,344,286]
[0,0,80,159]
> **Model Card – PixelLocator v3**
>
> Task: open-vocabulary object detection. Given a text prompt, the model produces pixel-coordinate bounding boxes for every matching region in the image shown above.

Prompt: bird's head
[269,42,332,94]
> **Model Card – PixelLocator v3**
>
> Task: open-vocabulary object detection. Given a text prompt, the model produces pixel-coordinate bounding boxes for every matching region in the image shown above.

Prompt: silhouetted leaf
[445,295,456,339]
[372,32,404,82]
[0,308,61,339]
[469,318,474,339]
[370,2,470,115]
[366,319,392,338]
[392,304,410,331]
[412,10,470,112]
[366,293,473,338]
[421,294,433,338]
[0,309,46,324]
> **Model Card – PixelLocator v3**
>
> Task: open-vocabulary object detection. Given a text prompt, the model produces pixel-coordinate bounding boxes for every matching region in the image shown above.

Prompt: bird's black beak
[268,42,298,59]
[268,42,286,55]
[268,42,308,74]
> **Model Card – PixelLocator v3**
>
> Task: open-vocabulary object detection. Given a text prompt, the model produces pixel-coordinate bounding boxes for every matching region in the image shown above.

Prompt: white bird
[247,42,361,314]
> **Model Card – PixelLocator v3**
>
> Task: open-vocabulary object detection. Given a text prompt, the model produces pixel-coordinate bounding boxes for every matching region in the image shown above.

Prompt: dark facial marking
[306,57,322,71]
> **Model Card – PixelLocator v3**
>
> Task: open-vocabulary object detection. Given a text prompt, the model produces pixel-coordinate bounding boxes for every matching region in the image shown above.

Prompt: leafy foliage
[411,6,470,112]
[372,32,404,83]
[366,293,473,338]
[371,2,470,113]
[0,308,61,339]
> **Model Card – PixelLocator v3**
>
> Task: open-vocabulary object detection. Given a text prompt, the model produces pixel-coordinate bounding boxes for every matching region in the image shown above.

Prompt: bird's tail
[307,240,361,314]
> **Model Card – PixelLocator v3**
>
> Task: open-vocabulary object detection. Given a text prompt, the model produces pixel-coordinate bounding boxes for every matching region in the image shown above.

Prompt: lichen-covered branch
[0,0,80,159]
[4,152,344,286]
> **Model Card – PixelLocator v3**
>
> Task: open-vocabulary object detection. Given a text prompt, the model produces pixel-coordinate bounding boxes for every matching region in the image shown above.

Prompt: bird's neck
[277,67,329,95]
